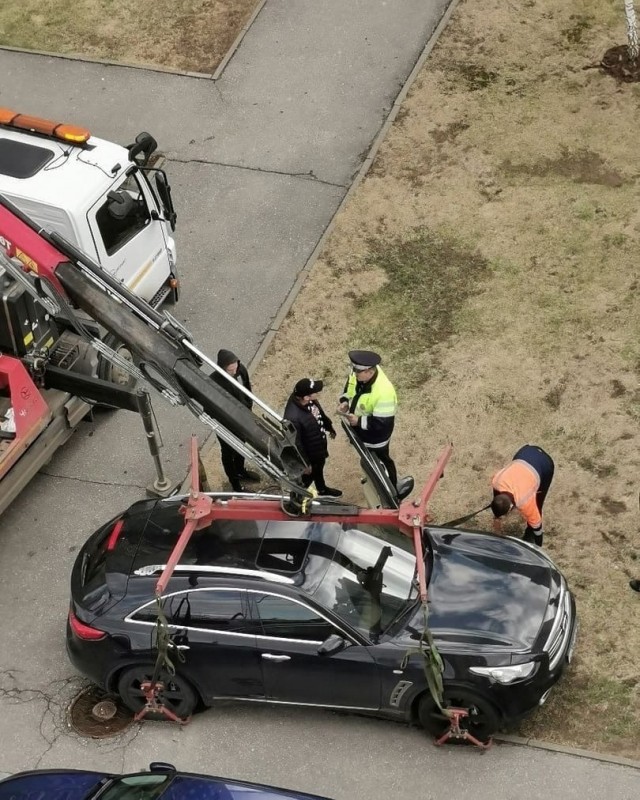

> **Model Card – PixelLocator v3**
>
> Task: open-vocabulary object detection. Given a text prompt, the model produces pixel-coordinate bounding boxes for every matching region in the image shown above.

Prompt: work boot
[239,469,261,482]
[230,482,247,493]
[319,487,342,498]
[523,529,543,547]
[630,579,640,593]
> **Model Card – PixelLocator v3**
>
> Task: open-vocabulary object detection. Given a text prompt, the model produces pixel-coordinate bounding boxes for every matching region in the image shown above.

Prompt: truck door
[87,170,171,305]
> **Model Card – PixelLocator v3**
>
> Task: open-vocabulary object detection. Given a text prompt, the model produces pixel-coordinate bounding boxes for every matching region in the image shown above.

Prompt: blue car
[0,762,332,800]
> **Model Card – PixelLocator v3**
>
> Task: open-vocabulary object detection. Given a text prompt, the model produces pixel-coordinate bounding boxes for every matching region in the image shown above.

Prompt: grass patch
[0,0,259,72]
[354,229,491,387]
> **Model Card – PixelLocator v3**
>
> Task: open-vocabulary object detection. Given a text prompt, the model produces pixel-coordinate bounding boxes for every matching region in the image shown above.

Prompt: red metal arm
[155,440,454,599]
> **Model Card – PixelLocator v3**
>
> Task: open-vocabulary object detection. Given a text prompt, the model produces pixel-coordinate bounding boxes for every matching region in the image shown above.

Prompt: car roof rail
[132,564,295,584]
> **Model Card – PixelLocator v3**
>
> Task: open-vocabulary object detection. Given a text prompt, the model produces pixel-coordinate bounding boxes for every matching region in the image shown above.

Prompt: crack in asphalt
[0,671,144,772]
[38,471,147,490]
[168,156,348,188]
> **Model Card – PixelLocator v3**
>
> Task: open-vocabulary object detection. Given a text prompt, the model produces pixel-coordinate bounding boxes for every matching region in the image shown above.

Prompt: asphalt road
[0,1,638,797]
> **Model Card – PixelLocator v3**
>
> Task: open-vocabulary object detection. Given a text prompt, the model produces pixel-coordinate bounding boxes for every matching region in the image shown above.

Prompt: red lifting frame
[156,436,453,600]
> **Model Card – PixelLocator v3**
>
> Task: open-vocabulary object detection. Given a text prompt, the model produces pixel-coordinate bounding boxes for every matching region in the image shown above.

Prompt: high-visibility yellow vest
[345,367,397,444]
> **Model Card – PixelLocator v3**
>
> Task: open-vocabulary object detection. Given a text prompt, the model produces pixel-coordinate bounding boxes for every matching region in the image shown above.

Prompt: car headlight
[469,662,538,684]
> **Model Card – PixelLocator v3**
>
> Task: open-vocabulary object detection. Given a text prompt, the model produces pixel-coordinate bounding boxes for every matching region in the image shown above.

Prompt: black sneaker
[319,487,342,498]
[239,470,261,483]
[231,484,247,493]
[630,579,640,593]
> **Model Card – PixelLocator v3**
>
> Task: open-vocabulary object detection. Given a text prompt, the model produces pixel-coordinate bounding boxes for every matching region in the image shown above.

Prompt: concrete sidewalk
[0,1,637,797]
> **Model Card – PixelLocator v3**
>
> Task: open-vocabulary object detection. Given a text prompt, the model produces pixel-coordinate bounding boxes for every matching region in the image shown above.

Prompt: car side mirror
[318,633,348,656]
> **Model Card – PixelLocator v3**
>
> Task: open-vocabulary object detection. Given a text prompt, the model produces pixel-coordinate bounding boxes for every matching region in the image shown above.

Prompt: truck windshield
[307,525,417,639]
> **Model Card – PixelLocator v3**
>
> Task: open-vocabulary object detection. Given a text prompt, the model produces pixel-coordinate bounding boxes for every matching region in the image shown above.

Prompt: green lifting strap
[401,602,449,716]
[151,596,185,683]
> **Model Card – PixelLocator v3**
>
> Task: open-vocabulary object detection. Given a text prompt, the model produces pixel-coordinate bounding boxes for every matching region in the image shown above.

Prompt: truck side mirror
[107,191,135,220]
[127,131,158,166]
[154,172,177,231]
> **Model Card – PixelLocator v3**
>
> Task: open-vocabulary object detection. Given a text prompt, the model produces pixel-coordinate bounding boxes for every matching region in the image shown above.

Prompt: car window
[254,593,336,642]
[132,590,251,633]
[307,527,417,639]
[95,171,151,256]
[95,774,169,800]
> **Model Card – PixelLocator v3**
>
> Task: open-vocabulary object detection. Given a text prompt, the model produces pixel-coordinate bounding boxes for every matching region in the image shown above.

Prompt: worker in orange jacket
[491,445,555,547]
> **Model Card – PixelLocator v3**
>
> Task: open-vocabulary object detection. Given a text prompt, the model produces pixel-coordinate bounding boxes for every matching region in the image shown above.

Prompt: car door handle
[261,653,291,662]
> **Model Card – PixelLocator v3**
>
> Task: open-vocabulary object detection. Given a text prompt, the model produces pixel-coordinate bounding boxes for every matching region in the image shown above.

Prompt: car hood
[401,528,560,653]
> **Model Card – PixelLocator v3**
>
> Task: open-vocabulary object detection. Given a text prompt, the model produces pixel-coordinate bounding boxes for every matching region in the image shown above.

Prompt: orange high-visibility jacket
[491,459,542,529]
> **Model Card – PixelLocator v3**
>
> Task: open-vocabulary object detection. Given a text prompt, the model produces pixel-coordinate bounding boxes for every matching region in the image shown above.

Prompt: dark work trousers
[370,443,398,488]
[218,438,246,490]
[301,458,329,493]
[512,444,555,513]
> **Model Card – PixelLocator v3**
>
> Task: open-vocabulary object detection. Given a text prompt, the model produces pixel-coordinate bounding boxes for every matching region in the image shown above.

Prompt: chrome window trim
[219,697,375,711]
[125,586,359,646]
[125,587,254,638]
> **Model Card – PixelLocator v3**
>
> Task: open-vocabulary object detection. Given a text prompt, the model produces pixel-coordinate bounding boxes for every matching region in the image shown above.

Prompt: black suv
[67,486,577,741]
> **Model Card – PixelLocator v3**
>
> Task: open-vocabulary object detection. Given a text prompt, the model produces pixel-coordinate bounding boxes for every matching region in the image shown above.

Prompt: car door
[340,420,398,509]
[130,588,263,702]
[248,590,381,710]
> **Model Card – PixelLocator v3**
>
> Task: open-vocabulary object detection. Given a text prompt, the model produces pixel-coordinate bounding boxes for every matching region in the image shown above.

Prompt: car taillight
[105,518,124,552]
[68,609,107,641]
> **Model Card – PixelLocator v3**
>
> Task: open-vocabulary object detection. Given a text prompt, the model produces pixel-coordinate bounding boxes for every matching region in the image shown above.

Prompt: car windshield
[306,524,418,639]
[92,774,169,799]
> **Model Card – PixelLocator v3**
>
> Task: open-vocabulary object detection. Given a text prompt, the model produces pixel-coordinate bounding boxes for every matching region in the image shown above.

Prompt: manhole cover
[68,686,134,738]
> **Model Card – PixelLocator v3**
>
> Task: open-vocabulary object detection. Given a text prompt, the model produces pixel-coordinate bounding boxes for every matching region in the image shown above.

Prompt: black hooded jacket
[211,349,252,409]
[283,395,335,463]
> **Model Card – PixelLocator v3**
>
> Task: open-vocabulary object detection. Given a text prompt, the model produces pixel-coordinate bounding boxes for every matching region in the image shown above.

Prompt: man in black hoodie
[284,378,341,497]
[212,349,261,492]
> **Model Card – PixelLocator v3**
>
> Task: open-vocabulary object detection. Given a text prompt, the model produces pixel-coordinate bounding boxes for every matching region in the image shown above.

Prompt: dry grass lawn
[0,0,259,72]
[204,0,640,758]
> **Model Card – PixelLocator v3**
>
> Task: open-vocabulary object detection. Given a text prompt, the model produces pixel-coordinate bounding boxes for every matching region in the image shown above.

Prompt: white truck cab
[0,108,178,308]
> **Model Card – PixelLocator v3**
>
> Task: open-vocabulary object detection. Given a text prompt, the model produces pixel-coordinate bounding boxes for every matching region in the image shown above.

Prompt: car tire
[418,688,500,741]
[117,664,197,719]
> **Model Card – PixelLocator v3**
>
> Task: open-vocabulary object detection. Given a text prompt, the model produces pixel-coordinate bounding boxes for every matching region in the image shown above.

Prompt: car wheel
[418,688,500,741]
[117,664,197,719]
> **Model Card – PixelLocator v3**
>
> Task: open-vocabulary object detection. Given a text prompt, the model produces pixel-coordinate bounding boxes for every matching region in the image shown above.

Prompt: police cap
[348,350,381,370]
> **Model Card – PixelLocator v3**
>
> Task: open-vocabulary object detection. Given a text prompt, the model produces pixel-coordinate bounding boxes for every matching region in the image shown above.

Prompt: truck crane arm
[0,193,309,502]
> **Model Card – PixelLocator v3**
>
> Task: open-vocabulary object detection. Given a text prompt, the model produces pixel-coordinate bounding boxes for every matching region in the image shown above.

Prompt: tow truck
[0,107,179,385]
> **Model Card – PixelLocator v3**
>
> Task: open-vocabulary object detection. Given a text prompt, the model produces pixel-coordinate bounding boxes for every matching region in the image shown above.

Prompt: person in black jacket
[284,378,342,498]
[212,349,260,492]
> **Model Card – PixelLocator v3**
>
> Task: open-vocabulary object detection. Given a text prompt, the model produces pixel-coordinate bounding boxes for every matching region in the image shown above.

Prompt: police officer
[491,444,555,547]
[338,349,398,487]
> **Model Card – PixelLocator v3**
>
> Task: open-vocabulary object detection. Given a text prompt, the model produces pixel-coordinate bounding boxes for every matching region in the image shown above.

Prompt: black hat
[348,350,381,370]
[217,349,238,368]
[294,378,324,397]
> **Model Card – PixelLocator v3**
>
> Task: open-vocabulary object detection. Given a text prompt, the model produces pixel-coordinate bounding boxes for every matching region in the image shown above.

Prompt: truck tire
[97,333,137,390]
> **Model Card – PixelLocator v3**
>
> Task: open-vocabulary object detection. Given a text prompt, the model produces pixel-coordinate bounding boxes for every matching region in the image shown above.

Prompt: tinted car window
[254,593,335,642]
[134,590,251,633]
[307,527,417,639]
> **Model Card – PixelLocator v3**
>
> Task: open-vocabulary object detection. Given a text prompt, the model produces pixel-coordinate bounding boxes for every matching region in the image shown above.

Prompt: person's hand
[492,518,503,535]
[328,430,337,440]
[347,414,358,426]
[338,402,348,414]
[303,466,312,476]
